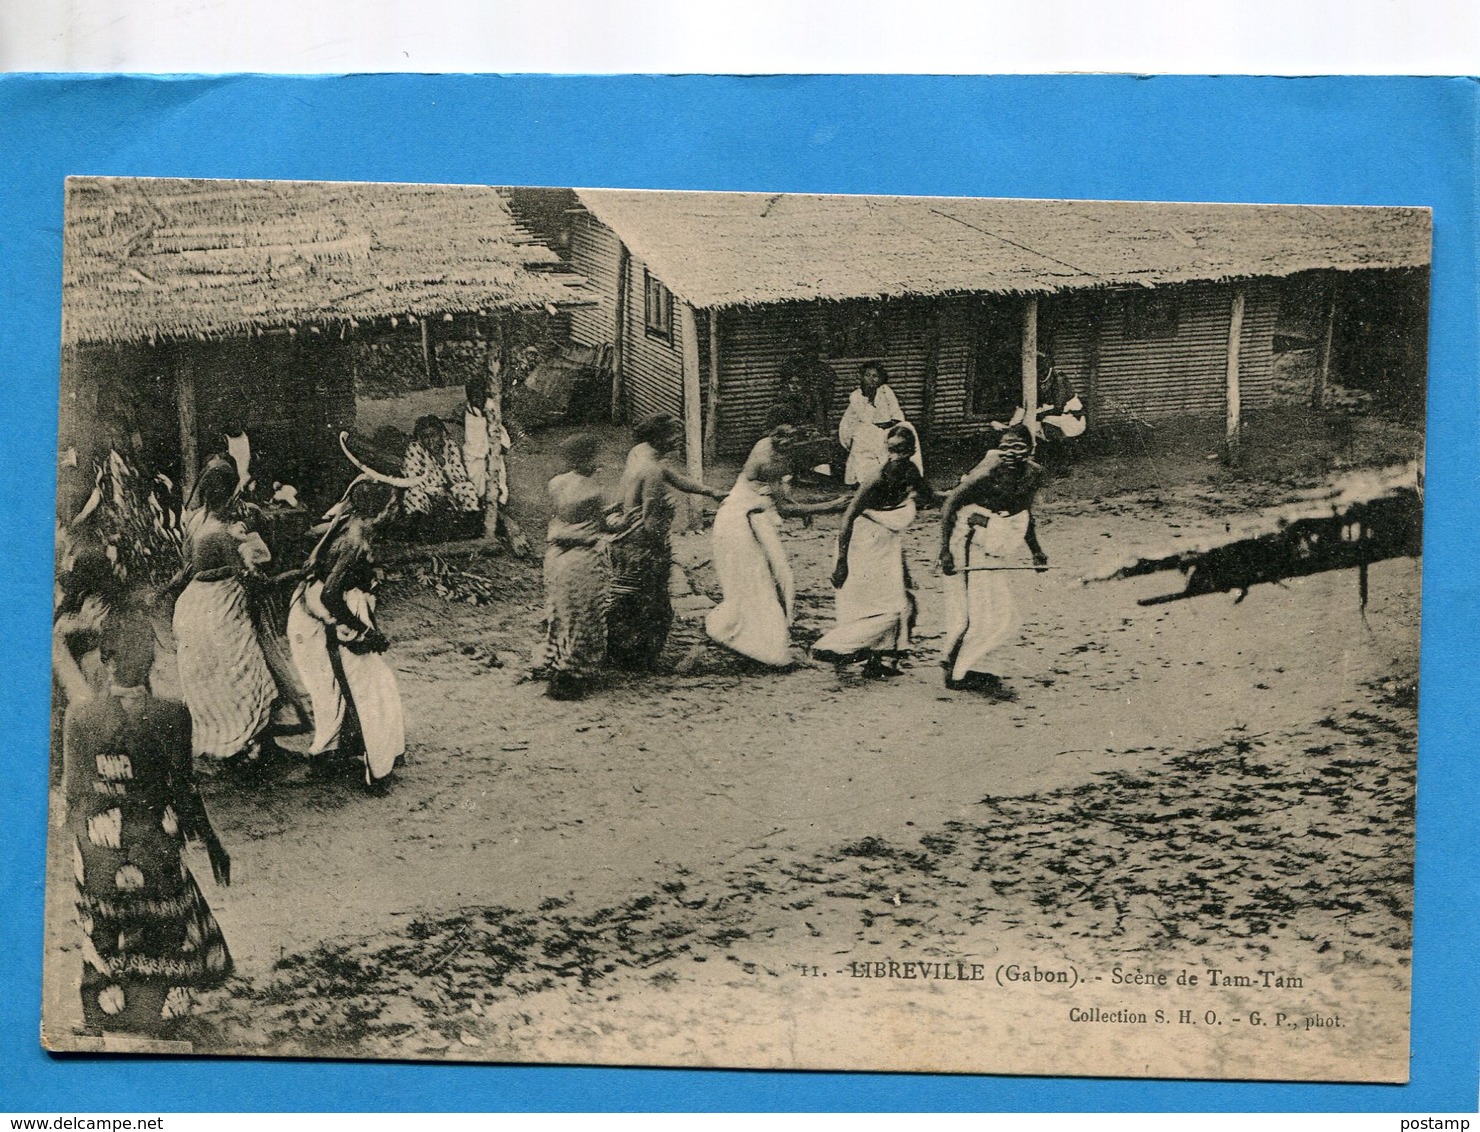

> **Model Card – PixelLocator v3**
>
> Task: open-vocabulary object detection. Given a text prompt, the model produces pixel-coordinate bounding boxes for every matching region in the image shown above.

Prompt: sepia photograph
[42,177,1428,1081]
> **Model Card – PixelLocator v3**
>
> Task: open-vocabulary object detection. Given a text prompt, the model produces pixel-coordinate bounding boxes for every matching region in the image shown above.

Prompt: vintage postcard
[42,178,1427,1081]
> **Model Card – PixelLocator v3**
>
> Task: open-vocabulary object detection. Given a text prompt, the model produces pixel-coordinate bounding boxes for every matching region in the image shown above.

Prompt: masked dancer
[938,423,1048,693]
[287,436,411,790]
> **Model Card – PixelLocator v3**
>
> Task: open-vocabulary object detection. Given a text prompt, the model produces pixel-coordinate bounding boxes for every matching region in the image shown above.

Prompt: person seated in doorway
[400,414,482,542]
[770,329,835,439]
[990,353,1087,462]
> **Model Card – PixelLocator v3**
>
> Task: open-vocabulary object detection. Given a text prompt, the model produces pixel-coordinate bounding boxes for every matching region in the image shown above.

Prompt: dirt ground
[43,401,1421,1081]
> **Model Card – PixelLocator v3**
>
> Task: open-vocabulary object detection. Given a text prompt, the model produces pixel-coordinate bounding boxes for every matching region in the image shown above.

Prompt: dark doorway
[967,298,1022,419]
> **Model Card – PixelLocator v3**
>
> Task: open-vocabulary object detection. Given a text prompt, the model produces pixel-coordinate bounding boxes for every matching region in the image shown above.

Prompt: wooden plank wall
[622,252,685,425]
[714,299,933,458]
[1093,280,1277,421]
[717,294,1113,454]
[927,298,974,440]
[927,284,1276,438]
[567,237,1282,458]
[566,213,622,350]
[563,215,685,426]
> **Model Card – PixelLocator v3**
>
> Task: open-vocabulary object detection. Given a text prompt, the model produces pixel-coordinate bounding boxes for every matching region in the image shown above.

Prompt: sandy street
[43,421,1420,1080]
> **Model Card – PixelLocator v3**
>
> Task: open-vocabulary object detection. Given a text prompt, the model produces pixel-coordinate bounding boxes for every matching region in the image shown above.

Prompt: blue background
[1,74,1475,1112]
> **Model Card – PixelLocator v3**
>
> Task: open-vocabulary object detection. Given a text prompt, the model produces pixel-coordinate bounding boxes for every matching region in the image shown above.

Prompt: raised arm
[52,622,94,706]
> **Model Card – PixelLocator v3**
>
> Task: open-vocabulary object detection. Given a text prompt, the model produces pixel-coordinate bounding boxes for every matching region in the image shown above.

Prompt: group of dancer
[159,454,409,792]
[535,398,1049,698]
[536,414,726,699]
[53,383,1049,1038]
[54,442,412,1036]
[708,418,1047,690]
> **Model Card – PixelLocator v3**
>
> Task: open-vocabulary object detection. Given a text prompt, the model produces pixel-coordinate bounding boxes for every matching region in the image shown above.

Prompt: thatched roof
[63,178,589,346]
[574,190,1431,310]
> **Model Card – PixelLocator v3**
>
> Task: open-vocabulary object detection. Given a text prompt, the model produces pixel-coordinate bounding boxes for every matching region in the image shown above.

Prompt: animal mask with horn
[302,434,414,572]
[338,431,420,489]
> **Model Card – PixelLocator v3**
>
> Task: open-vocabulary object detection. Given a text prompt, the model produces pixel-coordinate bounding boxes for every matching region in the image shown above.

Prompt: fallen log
[1085,464,1422,609]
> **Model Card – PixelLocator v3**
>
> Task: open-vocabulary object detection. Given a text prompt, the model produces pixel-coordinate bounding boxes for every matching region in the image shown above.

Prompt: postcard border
[1,72,1476,1111]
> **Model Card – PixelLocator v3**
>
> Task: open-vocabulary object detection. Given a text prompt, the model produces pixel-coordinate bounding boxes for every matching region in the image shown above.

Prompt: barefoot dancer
[814,425,937,677]
[706,426,848,667]
[167,461,279,772]
[607,414,725,671]
[64,614,232,1035]
[288,456,409,790]
[938,423,1048,691]
[538,434,624,700]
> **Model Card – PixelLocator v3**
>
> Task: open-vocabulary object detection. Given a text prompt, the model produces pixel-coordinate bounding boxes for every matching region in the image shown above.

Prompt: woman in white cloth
[937,423,1048,694]
[287,473,406,792]
[838,362,924,486]
[813,425,938,678]
[706,426,848,667]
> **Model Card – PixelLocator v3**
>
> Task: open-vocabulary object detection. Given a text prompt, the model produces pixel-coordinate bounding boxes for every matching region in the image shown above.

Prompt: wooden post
[1021,295,1039,424]
[1226,287,1247,458]
[919,303,941,452]
[680,303,704,482]
[703,308,722,465]
[482,320,504,540]
[1313,274,1337,409]
[175,348,199,494]
[1085,293,1105,425]
[420,317,439,386]
[610,245,631,423]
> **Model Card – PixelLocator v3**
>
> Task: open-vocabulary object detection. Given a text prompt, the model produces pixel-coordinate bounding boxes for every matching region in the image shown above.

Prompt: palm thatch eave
[62,177,591,348]
[573,189,1431,313]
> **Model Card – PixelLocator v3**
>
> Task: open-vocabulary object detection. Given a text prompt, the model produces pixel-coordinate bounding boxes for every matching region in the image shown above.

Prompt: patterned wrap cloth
[402,436,480,517]
[539,546,610,678]
[172,514,275,759]
[64,693,232,1033]
[606,477,677,670]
